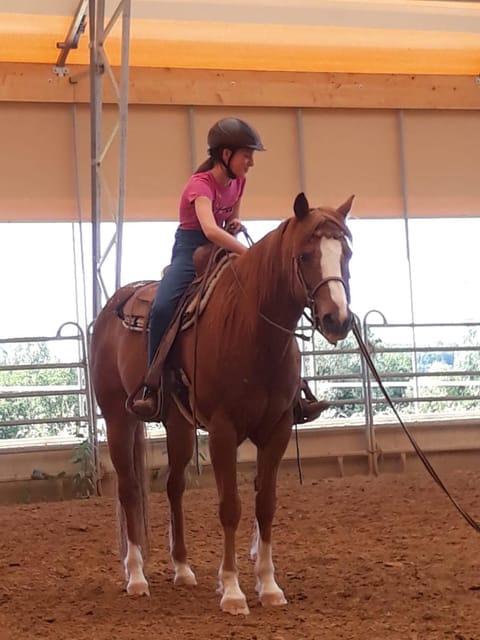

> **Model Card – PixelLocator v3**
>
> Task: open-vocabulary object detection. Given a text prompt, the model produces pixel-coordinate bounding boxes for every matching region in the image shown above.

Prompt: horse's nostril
[322,312,352,335]
[322,313,335,329]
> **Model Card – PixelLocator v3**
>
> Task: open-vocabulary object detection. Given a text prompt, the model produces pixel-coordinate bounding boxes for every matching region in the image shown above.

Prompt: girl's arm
[195,196,247,255]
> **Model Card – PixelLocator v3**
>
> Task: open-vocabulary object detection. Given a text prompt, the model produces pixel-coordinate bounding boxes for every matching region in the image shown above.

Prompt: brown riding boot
[293,379,329,424]
[293,397,329,424]
[130,386,159,419]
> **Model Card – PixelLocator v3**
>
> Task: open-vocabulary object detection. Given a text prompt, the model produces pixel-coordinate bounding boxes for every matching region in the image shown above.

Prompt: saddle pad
[119,281,158,331]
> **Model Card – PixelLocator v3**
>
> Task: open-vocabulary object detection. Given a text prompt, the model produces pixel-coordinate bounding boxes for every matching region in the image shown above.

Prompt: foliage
[187,431,209,486]
[306,333,364,418]
[2,326,480,443]
[71,438,95,498]
[306,326,480,420]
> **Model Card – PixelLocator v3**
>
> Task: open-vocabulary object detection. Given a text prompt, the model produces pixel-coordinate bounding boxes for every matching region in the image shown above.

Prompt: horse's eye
[299,254,309,263]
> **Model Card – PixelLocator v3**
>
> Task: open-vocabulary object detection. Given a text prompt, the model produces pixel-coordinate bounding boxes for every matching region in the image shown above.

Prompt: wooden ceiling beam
[1,63,479,110]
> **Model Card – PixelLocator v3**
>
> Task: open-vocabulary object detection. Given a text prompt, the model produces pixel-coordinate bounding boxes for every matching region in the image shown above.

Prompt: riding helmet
[207,117,266,153]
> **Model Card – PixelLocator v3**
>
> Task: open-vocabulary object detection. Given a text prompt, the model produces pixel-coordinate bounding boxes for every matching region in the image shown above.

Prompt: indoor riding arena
[1,2,480,639]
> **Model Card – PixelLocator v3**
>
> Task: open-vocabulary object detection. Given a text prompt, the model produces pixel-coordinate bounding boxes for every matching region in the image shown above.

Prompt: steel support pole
[88,0,131,495]
[296,108,306,194]
[115,0,131,290]
[187,106,198,174]
[89,0,131,320]
[89,0,103,321]
[398,110,420,406]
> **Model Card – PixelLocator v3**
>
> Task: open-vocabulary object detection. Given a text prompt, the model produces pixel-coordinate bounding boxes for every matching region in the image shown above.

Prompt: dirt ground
[1,469,480,640]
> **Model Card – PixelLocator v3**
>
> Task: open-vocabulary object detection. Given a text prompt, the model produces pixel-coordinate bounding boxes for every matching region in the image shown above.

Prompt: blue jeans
[148,228,209,365]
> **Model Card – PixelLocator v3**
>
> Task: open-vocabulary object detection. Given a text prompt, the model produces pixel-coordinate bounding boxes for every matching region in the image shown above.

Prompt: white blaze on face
[319,237,348,322]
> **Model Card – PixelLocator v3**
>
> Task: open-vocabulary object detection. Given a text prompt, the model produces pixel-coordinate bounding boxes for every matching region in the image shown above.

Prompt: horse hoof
[126,579,150,596]
[174,568,197,586]
[173,562,197,586]
[260,589,287,607]
[221,596,250,616]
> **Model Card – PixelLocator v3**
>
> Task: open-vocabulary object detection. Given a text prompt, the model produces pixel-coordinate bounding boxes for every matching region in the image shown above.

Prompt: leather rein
[232,229,480,535]
[231,226,350,338]
[352,318,480,535]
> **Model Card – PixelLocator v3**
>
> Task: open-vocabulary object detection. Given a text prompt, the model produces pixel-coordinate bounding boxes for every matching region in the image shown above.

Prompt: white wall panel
[1,102,478,222]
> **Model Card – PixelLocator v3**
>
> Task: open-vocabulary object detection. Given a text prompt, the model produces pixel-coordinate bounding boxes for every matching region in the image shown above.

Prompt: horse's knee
[117,474,142,504]
[219,496,241,529]
[256,499,276,526]
[166,469,186,501]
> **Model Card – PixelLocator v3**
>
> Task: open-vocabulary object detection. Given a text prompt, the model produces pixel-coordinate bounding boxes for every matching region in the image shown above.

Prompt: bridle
[232,225,350,337]
[302,272,348,300]
[294,256,349,330]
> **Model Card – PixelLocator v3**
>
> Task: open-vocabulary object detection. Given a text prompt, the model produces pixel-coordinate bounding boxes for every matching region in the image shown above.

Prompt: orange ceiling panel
[1,13,480,75]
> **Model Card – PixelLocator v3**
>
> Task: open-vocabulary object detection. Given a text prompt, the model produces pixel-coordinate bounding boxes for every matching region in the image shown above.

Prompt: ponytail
[194,147,223,174]
[194,157,215,174]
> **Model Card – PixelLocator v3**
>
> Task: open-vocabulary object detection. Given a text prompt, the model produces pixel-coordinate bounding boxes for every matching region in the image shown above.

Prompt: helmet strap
[221,148,237,179]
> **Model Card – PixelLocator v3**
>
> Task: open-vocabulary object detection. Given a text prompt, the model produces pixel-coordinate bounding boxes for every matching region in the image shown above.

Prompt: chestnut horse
[90,192,354,615]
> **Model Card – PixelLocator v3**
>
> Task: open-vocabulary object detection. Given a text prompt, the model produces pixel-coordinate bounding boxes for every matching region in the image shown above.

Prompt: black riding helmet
[207,117,265,179]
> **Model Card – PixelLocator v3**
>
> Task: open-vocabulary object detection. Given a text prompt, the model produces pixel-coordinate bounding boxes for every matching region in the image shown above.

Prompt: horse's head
[292,192,354,345]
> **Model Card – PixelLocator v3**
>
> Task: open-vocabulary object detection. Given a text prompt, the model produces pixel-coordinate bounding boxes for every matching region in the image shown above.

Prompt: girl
[132,117,265,417]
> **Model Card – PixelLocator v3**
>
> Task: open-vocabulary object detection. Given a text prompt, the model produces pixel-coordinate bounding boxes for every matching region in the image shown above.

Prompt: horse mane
[233,205,350,311]
[204,205,350,351]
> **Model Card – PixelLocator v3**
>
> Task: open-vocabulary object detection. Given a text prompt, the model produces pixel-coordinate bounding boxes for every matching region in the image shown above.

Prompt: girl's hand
[226,219,244,235]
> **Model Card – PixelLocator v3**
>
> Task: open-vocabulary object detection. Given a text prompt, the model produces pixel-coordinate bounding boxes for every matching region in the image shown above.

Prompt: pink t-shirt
[179,171,246,230]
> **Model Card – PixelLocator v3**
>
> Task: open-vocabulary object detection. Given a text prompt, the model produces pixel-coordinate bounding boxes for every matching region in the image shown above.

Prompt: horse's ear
[294,192,309,220]
[337,195,355,219]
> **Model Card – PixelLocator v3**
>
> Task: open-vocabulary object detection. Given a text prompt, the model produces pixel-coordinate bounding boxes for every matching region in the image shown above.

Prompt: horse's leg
[250,416,291,607]
[209,418,248,615]
[106,409,149,596]
[165,407,197,586]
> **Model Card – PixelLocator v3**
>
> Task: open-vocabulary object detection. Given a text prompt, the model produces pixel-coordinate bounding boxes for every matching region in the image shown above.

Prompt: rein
[234,228,349,339]
[352,318,480,535]
[231,228,309,340]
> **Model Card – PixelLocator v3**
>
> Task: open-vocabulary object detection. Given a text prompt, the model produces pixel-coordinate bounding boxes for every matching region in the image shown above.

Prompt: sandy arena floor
[1,469,480,640]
